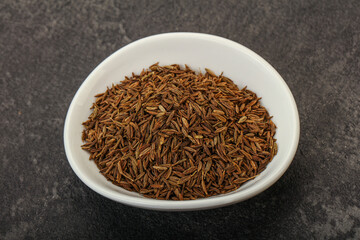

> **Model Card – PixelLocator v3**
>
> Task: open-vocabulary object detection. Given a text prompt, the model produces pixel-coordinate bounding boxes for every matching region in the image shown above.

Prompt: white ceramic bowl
[64,32,300,211]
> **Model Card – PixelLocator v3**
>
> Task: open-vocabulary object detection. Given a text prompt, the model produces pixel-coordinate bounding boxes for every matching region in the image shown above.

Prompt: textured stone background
[1,1,359,239]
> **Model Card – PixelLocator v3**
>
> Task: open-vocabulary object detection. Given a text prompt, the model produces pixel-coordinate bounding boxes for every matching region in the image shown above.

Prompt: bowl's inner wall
[66,34,298,200]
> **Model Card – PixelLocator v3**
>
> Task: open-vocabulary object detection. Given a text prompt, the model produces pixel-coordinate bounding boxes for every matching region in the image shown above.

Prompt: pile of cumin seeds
[81,63,277,200]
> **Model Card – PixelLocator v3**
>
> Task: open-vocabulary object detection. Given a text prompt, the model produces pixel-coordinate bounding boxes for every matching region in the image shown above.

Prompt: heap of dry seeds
[81,63,277,200]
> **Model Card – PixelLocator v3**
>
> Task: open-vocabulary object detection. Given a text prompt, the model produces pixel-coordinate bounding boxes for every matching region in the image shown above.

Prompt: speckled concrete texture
[1,1,359,239]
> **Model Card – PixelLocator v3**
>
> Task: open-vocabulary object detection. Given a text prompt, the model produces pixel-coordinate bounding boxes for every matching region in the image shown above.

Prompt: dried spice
[81,63,277,200]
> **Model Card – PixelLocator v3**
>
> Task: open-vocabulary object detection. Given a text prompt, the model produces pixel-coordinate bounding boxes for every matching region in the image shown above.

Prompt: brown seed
[201,179,208,195]
[183,166,197,175]
[213,114,227,123]
[158,105,166,112]
[177,175,193,185]
[181,117,189,129]
[238,116,247,123]
[213,109,225,115]
[205,68,217,77]
[215,126,227,133]
[153,166,168,171]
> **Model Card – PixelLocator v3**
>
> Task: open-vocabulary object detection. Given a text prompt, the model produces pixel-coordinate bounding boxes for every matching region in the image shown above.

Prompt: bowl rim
[64,32,300,211]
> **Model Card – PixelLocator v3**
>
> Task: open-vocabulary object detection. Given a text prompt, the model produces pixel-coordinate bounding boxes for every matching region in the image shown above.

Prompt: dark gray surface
[1,1,359,239]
